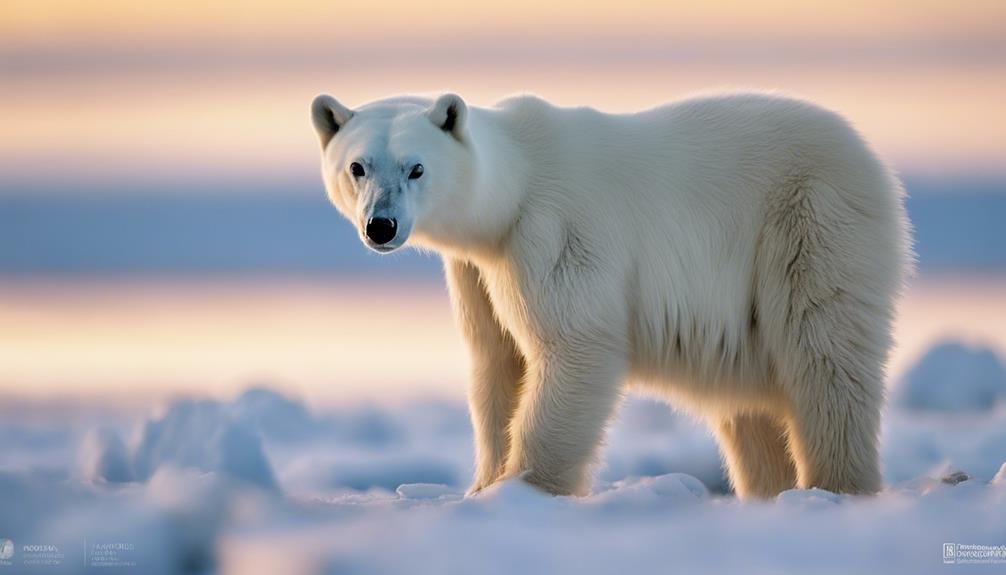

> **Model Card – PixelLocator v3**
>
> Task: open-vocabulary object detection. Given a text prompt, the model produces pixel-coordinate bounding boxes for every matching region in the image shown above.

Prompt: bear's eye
[408,164,424,180]
[350,162,365,178]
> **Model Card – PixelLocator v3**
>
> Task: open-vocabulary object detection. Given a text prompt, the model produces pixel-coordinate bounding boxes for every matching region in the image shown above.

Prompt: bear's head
[311,93,473,254]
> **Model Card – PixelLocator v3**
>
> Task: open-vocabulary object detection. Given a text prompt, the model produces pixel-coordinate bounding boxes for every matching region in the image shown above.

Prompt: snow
[1,339,1005,574]
[395,483,458,500]
[881,408,1006,484]
[993,463,1006,486]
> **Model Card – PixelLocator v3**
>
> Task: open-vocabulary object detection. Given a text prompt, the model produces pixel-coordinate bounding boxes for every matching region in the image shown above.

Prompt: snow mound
[85,388,406,490]
[777,487,842,507]
[132,399,277,489]
[82,398,277,489]
[894,341,1006,412]
[589,473,708,510]
[471,476,557,509]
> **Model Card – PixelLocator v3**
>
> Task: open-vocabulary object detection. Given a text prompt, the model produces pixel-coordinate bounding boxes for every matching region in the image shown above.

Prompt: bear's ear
[311,94,354,148]
[426,93,467,142]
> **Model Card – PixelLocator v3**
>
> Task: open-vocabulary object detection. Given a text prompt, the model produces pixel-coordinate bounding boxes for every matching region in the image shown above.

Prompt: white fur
[312,91,912,499]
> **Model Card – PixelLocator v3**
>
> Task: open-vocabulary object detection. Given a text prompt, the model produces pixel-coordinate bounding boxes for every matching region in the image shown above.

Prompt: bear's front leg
[503,341,626,496]
[445,258,526,494]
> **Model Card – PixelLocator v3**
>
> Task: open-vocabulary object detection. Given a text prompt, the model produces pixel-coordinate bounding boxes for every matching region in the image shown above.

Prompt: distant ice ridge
[80,387,465,493]
[75,338,1006,494]
[83,395,279,489]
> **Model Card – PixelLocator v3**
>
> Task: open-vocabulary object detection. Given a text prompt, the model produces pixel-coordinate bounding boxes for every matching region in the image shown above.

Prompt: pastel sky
[3,0,1005,188]
[2,2,1005,403]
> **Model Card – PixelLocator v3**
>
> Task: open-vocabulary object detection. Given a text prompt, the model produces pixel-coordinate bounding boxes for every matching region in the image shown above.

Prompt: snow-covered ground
[1,339,1005,574]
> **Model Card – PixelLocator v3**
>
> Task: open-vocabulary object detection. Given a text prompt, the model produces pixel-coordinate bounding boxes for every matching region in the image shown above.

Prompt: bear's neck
[418,105,530,262]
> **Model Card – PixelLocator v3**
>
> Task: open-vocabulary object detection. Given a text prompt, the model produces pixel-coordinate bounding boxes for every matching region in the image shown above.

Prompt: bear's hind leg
[715,413,797,499]
[783,348,883,494]
[768,269,885,494]
[755,175,895,494]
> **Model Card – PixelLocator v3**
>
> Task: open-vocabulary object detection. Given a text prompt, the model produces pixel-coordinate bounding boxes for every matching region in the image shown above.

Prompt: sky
[2,0,1005,187]
[2,1,1005,402]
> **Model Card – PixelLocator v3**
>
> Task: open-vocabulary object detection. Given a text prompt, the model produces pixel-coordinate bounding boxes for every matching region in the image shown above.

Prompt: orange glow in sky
[2,0,1005,185]
[1,278,1004,404]
[3,1,1004,44]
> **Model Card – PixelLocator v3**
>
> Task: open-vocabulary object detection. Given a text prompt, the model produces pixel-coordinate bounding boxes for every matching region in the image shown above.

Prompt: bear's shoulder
[492,93,560,122]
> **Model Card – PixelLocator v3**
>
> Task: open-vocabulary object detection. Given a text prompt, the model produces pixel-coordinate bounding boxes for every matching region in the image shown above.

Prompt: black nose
[366,217,397,245]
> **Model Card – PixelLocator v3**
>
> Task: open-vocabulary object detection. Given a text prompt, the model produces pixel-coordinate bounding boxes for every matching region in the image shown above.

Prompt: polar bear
[311,91,911,499]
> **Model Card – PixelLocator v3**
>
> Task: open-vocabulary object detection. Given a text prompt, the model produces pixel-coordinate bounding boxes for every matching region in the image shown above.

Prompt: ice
[2,338,1006,574]
[395,483,458,500]
[130,399,277,489]
[81,427,134,483]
